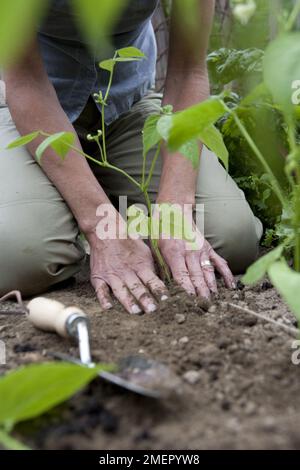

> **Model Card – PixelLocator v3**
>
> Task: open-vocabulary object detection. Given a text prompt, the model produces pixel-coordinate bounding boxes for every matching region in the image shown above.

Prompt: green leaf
[115,57,143,63]
[240,82,271,107]
[36,132,75,163]
[157,116,200,169]
[242,245,284,285]
[268,260,300,319]
[198,125,229,170]
[178,140,199,169]
[117,47,145,58]
[73,0,127,49]
[0,0,47,66]
[263,33,300,114]
[6,131,39,150]
[0,429,29,451]
[143,115,161,157]
[207,48,264,87]
[0,363,103,429]
[99,59,116,72]
[168,98,226,150]
[157,115,173,140]
[100,55,143,72]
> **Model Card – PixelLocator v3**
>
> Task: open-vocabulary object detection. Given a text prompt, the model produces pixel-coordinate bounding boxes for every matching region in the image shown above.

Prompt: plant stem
[101,104,108,164]
[103,54,117,103]
[284,117,300,271]
[0,429,29,450]
[142,149,147,189]
[94,136,105,163]
[144,142,162,190]
[100,53,117,163]
[221,101,288,209]
[285,0,300,32]
[295,236,300,272]
[143,190,171,282]
[293,185,300,272]
[106,162,142,190]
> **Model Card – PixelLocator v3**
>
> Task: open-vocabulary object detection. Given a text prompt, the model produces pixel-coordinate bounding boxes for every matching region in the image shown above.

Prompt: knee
[205,201,263,274]
[0,202,86,297]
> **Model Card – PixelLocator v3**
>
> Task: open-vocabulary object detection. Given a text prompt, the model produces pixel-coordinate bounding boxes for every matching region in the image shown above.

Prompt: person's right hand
[89,236,169,314]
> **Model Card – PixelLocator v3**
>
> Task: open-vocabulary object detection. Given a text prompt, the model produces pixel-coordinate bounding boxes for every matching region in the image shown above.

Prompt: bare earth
[0,260,300,450]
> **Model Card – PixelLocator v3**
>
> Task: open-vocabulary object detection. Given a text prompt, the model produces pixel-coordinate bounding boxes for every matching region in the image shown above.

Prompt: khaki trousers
[0,89,263,296]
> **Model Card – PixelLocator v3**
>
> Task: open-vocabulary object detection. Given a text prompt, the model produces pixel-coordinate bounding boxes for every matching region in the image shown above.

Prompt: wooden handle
[27,297,87,338]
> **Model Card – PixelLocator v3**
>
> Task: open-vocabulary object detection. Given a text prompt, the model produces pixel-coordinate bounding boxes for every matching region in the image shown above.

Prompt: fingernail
[105,303,113,310]
[131,304,142,315]
[232,281,237,290]
[146,303,157,313]
[161,295,168,301]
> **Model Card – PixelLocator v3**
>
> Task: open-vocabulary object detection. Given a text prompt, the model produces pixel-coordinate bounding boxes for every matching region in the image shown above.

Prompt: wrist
[83,205,127,246]
[163,69,210,111]
[158,157,197,206]
[157,192,196,207]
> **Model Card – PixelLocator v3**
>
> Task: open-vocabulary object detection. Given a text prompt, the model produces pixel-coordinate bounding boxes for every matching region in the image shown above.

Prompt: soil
[0,260,300,450]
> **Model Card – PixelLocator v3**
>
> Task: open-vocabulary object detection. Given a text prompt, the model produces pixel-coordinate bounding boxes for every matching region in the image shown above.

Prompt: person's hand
[158,214,235,302]
[90,236,168,314]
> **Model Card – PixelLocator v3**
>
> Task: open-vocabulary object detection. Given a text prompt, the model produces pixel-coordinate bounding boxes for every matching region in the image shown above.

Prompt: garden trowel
[26,297,180,399]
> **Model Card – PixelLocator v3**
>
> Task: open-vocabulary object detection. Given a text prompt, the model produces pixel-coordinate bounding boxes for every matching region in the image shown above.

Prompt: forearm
[158,0,214,205]
[159,72,210,205]
[6,81,111,239]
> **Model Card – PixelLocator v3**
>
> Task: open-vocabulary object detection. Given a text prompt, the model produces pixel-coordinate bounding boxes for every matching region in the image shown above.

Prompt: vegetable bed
[1,260,299,450]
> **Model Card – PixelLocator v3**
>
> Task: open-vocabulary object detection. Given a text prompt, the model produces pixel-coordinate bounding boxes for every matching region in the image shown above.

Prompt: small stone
[20,352,43,364]
[183,370,201,385]
[232,293,239,301]
[217,337,231,349]
[261,416,276,432]
[221,400,231,411]
[179,336,189,345]
[243,316,258,327]
[244,402,257,416]
[226,417,240,433]
[244,338,252,348]
[228,344,238,353]
[175,314,186,324]
[171,339,178,347]
[199,344,219,356]
[0,325,8,333]
[208,305,217,314]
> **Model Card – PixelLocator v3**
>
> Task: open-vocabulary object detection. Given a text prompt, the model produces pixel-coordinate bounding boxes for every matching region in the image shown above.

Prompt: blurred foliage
[219,95,287,237]
[207,47,264,93]
[208,0,299,240]
[0,0,48,66]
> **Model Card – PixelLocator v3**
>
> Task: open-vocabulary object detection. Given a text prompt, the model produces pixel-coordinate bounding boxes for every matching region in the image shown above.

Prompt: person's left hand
[158,218,236,302]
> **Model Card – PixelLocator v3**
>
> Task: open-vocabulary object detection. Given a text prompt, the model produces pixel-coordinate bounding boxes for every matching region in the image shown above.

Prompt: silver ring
[201,260,213,268]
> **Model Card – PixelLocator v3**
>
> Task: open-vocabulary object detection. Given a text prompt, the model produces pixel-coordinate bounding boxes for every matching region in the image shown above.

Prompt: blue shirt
[38,0,159,124]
